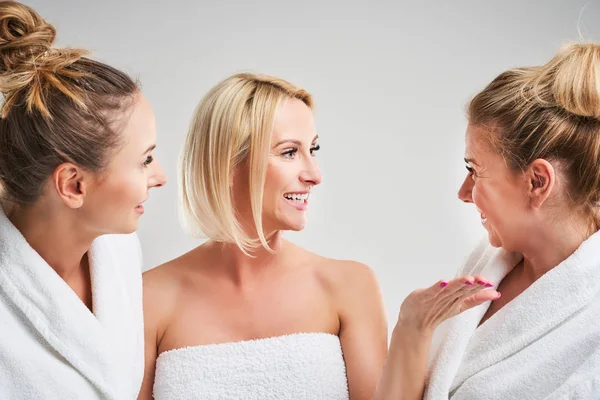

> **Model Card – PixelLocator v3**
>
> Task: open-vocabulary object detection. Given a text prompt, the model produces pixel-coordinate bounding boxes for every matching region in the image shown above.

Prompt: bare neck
[6,202,96,281]
[521,215,594,281]
[215,231,288,284]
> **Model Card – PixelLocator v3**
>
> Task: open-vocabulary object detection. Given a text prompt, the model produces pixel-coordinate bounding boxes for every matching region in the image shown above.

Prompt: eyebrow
[273,135,319,148]
[144,144,156,154]
[464,157,479,166]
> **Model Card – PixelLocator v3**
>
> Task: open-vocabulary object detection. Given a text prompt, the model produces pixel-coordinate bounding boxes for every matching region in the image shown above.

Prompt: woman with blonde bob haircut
[140,73,499,400]
[180,73,314,254]
[139,73,387,399]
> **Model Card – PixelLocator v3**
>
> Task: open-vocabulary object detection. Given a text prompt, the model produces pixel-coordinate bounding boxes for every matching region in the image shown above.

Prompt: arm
[373,325,433,400]
[336,262,388,400]
[137,268,174,400]
[373,276,500,400]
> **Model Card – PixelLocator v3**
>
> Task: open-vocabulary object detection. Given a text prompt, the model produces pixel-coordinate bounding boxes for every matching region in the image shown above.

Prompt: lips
[136,198,148,208]
[135,197,148,214]
[283,190,311,211]
[283,192,309,203]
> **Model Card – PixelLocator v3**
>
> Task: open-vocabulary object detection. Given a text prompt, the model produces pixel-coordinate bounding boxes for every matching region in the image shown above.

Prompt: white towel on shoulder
[0,208,145,399]
[425,232,600,400]
[153,332,349,400]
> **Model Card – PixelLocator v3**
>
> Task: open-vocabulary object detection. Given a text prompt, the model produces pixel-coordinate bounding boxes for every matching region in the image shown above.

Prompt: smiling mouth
[283,192,310,204]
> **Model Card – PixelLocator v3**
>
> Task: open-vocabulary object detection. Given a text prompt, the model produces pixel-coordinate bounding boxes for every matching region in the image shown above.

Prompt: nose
[149,161,167,188]
[299,156,323,187]
[458,174,473,203]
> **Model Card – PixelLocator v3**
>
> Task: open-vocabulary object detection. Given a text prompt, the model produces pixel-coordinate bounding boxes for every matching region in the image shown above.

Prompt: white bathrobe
[0,209,145,399]
[425,232,600,400]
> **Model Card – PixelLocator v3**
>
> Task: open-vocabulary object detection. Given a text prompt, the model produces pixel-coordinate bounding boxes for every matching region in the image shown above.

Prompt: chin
[277,219,306,232]
[486,227,509,249]
[488,235,502,248]
[116,219,139,235]
[123,226,138,234]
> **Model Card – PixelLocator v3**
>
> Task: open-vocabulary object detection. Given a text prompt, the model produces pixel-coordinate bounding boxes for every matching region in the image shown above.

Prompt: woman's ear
[527,159,556,209]
[52,163,87,209]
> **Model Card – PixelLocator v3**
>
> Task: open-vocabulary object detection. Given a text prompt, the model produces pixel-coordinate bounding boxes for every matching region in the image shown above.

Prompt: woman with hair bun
[0,1,166,399]
[374,42,600,399]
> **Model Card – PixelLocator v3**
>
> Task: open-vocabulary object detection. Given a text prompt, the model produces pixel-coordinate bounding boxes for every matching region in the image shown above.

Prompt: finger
[434,280,492,318]
[463,277,495,297]
[455,285,493,309]
[461,290,501,312]
[421,279,452,300]
[438,276,485,303]
[455,275,496,300]
[472,275,495,288]
[426,274,499,324]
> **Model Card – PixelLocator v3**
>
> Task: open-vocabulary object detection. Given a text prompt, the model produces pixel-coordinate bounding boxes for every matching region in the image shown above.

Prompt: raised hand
[373,276,499,400]
[397,275,499,334]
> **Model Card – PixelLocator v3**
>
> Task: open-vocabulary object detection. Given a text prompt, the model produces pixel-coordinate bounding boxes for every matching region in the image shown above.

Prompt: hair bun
[0,1,89,118]
[0,1,56,73]
[533,42,600,119]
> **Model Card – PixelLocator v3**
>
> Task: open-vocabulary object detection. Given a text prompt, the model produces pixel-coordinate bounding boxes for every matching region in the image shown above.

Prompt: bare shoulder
[294,245,386,344]
[290,243,381,300]
[141,247,203,336]
[143,252,187,300]
[312,254,378,291]
[323,258,378,286]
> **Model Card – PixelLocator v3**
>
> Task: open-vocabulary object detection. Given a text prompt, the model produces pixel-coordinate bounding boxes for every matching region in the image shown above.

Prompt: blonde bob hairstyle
[180,73,313,254]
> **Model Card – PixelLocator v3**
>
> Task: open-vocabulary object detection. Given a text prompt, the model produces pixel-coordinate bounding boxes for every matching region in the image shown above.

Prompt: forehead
[465,123,496,159]
[271,97,315,142]
[118,93,156,150]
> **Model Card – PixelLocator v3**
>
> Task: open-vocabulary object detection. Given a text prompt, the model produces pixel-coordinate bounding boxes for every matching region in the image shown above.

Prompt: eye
[465,164,477,180]
[310,144,321,156]
[143,155,154,167]
[282,148,298,159]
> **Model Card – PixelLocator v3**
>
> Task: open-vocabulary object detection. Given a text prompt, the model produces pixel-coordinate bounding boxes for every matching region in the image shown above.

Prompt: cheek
[101,173,145,206]
[473,181,525,225]
[263,172,279,201]
[471,181,487,208]
[265,162,293,196]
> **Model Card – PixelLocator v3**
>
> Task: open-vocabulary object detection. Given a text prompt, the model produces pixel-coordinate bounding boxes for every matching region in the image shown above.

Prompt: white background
[28,0,600,334]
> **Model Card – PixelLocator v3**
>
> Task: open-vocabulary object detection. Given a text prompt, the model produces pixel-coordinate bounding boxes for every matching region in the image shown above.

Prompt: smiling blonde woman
[139,73,387,400]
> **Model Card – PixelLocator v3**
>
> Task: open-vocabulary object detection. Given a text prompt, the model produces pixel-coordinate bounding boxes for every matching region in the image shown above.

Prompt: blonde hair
[180,73,313,253]
[468,42,600,229]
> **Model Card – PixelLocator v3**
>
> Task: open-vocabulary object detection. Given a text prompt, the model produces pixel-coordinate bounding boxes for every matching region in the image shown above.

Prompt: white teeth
[284,193,309,202]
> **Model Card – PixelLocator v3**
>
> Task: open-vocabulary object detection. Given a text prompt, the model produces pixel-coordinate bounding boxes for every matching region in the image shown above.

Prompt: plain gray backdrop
[26,0,600,334]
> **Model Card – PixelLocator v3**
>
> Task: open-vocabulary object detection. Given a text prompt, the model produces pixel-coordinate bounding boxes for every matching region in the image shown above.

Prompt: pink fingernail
[485,283,494,288]
[465,281,474,285]
[477,280,486,285]
[440,281,448,288]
